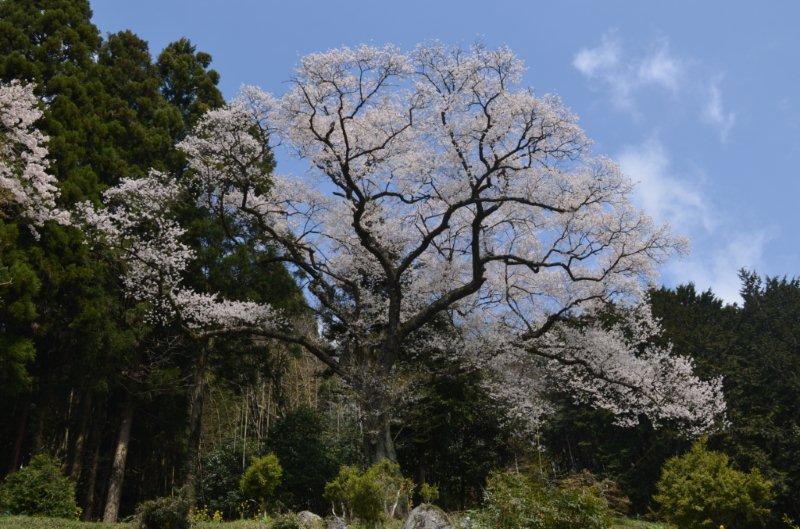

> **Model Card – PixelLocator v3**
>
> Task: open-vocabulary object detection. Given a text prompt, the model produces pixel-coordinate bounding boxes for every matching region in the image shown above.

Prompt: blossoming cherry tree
[83,44,724,461]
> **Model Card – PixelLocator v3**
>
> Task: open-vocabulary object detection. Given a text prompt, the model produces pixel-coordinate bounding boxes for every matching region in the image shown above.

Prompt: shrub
[324,460,413,527]
[135,490,191,529]
[240,453,283,514]
[560,470,630,515]
[363,459,413,520]
[325,465,363,519]
[268,407,339,513]
[0,454,79,519]
[198,439,247,519]
[419,482,439,504]
[475,469,612,529]
[270,513,300,529]
[325,465,381,525]
[654,440,772,529]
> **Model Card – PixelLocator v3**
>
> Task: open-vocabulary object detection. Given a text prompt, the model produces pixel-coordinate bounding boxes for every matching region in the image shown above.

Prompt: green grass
[194,522,270,529]
[194,523,270,529]
[0,517,284,529]
[0,516,131,529]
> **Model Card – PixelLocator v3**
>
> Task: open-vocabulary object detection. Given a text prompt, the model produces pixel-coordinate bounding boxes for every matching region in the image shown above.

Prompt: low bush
[0,454,79,519]
[324,460,413,527]
[419,482,439,504]
[325,465,380,525]
[198,439,248,519]
[654,440,772,529]
[135,489,191,529]
[240,454,283,514]
[270,513,300,529]
[560,470,631,515]
[474,469,612,529]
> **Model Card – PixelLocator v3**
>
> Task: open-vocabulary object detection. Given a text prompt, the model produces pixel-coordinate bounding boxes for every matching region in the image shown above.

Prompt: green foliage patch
[471,469,613,529]
[0,454,79,519]
[240,454,283,514]
[654,440,772,529]
[134,490,191,529]
[324,460,412,528]
[198,439,249,520]
[268,407,339,513]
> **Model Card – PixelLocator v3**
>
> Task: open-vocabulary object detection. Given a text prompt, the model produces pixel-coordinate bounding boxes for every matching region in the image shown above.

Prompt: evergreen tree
[157,38,224,126]
[721,273,800,523]
[0,1,124,483]
[267,407,338,513]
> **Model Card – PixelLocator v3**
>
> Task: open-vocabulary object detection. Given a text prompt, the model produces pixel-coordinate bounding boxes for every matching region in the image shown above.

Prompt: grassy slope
[0,515,671,529]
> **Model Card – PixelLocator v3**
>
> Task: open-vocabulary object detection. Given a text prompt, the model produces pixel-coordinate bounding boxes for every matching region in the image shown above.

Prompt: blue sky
[91,0,800,303]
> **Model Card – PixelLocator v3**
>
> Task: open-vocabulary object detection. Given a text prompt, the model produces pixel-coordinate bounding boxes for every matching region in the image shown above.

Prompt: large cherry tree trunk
[365,413,397,463]
[103,396,134,523]
[361,356,398,463]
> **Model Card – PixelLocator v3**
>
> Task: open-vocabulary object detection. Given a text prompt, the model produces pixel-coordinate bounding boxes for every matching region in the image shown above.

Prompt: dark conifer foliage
[157,38,225,126]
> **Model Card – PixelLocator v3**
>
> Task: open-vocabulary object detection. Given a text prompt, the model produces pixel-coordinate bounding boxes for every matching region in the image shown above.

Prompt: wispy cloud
[574,31,735,142]
[572,32,683,110]
[618,137,713,232]
[618,138,765,304]
[702,79,736,142]
[573,33,620,77]
[637,46,683,92]
[672,231,769,304]
[576,31,757,301]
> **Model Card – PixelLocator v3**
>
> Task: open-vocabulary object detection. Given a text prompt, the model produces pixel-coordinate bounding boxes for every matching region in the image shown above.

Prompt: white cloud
[572,33,683,110]
[619,138,766,304]
[617,138,713,232]
[573,33,620,77]
[671,232,768,304]
[575,32,753,301]
[574,32,736,142]
[638,46,682,92]
[702,81,736,142]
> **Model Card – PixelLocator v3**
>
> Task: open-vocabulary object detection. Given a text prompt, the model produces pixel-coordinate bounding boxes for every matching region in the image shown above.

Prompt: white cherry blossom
[0,80,69,231]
